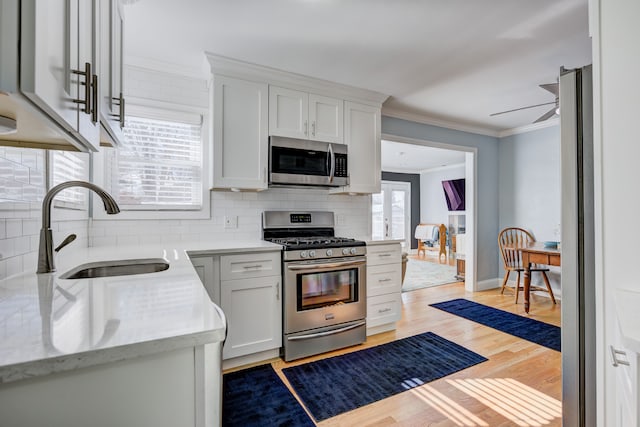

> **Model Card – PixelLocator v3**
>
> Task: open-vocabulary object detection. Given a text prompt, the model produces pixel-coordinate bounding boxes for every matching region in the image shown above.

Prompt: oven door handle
[287,321,366,341]
[286,259,365,270]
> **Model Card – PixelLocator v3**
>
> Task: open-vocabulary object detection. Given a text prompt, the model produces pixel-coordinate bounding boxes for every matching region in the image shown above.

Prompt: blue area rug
[222,364,314,427]
[282,332,487,421]
[430,298,561,351]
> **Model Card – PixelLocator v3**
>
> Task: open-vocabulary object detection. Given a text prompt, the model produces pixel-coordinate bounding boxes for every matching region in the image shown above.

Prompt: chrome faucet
[37,181,120,274]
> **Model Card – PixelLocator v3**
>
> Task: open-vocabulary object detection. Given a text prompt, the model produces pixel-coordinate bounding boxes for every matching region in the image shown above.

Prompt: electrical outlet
[224,215,238,229]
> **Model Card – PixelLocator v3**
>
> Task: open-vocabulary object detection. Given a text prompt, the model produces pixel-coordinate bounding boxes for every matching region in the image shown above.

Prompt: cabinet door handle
[72,62,92,115]
[119,94,125,129]
[304,121,308,136]
[111,93,125,129]
[263,167,267,184]
[91,74,98,124]
[312,121,316,137]
[610,345,630,367]
[378,278,392,283]
[276,281,280,300]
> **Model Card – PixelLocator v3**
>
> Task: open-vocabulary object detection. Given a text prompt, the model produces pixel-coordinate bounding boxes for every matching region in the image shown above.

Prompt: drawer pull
[378,253,393,257]
[378,308,392,314]
[378,278,392,283]
[242,264,264,270]
[610,345,630,367]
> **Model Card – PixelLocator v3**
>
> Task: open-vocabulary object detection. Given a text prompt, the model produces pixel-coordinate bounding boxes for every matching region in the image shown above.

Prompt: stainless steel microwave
[269,136,349,187]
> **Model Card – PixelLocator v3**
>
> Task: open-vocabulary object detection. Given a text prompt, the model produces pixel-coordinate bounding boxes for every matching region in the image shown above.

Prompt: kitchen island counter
[0,240,281,383]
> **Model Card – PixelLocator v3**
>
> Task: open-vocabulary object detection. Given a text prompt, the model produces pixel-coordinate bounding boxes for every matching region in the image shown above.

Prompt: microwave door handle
[328,143,335,183]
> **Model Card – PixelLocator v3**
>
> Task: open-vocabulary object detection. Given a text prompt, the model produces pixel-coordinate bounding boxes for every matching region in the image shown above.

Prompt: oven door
[283,256,366,334]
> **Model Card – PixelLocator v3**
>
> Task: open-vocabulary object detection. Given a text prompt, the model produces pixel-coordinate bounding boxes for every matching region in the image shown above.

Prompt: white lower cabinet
[190,250,282,364]
[221,276,281,359]
[0,344,222,427]
[366,242,402,335]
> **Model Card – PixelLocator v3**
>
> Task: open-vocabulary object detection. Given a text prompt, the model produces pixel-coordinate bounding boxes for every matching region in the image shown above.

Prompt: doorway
[372,181,411,249]
[379,135,477,291]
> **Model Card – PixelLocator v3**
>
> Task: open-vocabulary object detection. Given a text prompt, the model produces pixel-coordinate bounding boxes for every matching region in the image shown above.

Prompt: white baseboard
[476,278,500,291]
[222,348,280,370]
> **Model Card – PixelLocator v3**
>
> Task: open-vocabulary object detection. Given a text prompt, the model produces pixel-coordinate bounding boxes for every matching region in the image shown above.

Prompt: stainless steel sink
[59,258,169,279]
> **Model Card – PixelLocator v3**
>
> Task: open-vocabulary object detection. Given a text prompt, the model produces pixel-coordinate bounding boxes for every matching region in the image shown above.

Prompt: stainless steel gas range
[262,211,366,361]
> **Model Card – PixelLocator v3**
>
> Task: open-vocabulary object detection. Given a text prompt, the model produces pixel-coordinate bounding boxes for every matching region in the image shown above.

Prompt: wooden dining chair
[498,227,556,305]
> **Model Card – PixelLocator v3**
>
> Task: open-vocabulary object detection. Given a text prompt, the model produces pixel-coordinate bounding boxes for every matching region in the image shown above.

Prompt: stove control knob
[350,247,357,255]
[309,250,316,258]
[300,251,308,258]
[342,248,350,255]
[326,249,333,257]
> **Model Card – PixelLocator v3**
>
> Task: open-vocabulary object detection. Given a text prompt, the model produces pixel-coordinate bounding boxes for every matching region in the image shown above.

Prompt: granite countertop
[0,240,282,383]
[615,288,640,354]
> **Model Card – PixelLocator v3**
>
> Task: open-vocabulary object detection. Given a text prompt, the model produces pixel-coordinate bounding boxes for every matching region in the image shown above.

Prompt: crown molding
[381,107,500,138]
[496,117,560,137]
[124,55,210,80]
[205,52,389,106]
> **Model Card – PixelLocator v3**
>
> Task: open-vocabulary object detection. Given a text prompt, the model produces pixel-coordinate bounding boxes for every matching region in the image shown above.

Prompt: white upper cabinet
[333,101,381,194]
[268,86,308,140]
[269,86,343,144]
[0,0,101,151]
[212,75,269,191]
[309,94,344,143]
[99,0,125,147]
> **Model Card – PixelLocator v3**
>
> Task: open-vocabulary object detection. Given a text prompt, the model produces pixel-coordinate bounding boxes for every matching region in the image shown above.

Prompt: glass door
[372,181,411,248]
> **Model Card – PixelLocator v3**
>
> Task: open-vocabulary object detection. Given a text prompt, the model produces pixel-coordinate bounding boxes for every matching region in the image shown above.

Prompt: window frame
[93,98,211,220]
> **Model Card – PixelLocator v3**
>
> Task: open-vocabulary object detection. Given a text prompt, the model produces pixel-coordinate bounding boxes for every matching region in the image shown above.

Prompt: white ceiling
[381,140,465,174]
[123,0,592,134]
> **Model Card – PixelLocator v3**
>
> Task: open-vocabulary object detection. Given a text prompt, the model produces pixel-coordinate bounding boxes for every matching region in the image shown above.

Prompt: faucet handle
[55,234,77,253]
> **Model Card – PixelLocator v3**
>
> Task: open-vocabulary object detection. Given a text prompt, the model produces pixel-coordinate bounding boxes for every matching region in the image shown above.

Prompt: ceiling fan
[490,82,559,123]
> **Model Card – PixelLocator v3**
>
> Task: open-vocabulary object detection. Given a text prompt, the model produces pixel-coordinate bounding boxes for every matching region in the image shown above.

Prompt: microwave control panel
[335,154,348,177]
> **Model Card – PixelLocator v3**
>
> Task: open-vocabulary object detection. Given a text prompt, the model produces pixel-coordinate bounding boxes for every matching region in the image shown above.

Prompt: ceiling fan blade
[533,107,557,123]
[490,101,556,117]
[539,83,559,96]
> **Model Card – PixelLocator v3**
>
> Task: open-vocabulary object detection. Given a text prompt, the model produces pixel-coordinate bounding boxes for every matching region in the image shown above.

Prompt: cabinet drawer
[367,293,401,328]
[220,252,281,281]
[367,264,402,297]
[367,244,401,266]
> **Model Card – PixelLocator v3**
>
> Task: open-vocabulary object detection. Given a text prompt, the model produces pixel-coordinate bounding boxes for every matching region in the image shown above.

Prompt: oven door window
[297,268,358,311]
[271,146,329,176]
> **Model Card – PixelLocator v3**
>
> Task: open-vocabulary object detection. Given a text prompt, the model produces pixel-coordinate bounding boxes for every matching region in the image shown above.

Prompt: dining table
[517,242,561,313]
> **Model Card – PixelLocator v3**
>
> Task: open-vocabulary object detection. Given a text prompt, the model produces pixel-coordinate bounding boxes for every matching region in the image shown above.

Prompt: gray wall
[382,116,499,283]
[420,164,465,225]
[498,125,561,292]
[381,171,420,249]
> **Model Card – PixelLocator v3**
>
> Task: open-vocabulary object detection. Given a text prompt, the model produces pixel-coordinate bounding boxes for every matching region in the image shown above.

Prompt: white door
[372,181,411,249]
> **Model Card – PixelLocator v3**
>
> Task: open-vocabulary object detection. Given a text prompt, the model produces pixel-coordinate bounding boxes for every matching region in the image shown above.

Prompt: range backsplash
[88,188,371,248]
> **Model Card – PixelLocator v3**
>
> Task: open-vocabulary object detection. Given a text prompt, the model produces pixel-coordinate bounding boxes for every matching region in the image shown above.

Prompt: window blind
[117,115,203,209]
[50,151,89,209]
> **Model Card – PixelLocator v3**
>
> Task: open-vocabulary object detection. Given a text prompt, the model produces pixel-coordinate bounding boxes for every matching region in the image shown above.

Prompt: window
[98,103,210,219]
[49,151,90,210]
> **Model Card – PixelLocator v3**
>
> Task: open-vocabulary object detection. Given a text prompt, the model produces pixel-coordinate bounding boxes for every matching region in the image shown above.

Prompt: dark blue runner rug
[222,364,314,427]
[282,331,487,421]
[430,298,561,351]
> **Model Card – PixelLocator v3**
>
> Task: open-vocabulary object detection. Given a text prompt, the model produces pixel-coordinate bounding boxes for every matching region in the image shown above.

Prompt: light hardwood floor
[229,283,562,426]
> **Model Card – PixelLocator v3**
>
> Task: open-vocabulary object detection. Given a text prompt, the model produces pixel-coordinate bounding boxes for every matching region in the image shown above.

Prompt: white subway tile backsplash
[90,188,372,248]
